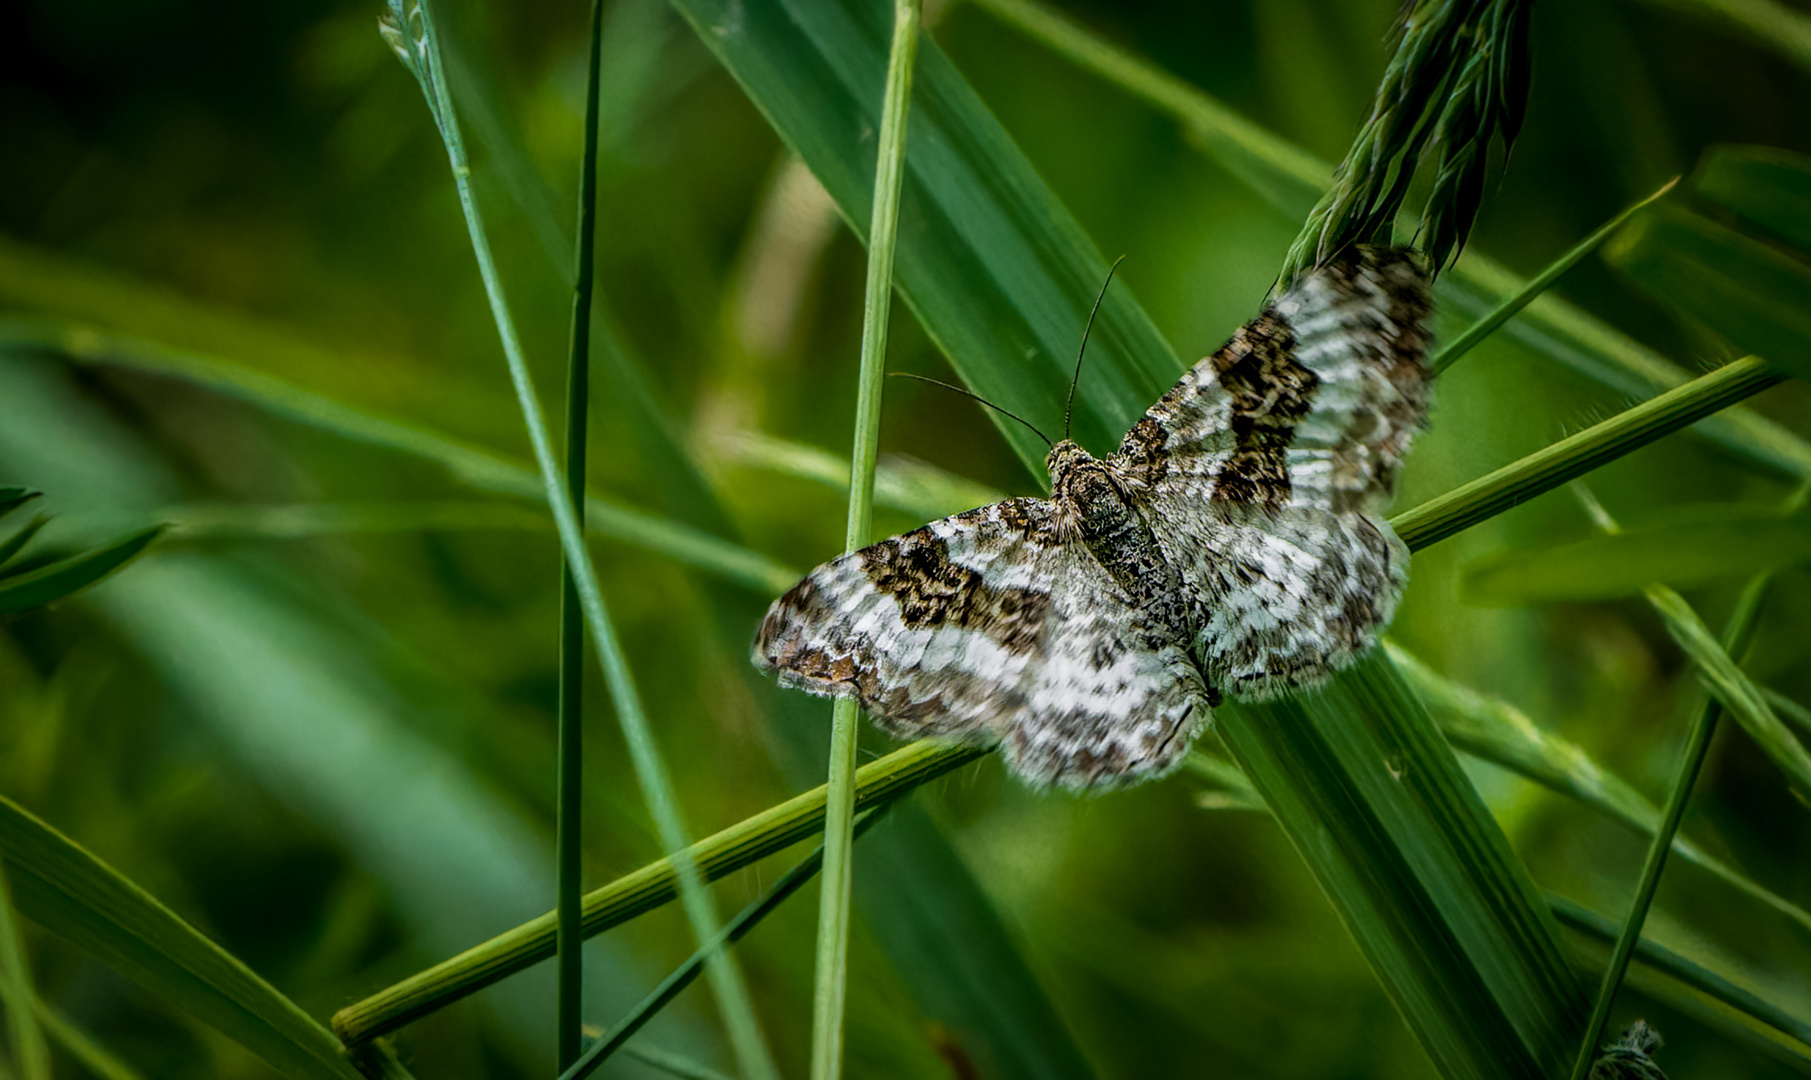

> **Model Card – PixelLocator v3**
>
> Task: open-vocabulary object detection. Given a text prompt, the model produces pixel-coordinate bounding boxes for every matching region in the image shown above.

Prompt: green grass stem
[0,864,50,1080]
[1391,355,1788,551]
[813,4,921,1076]
[386,4,775,1075]
[557,0,605,1069]
[565,807,892,1080]
[331,738,985,1046]
[1429,177,1679,376]
[1564,485,1798,1080]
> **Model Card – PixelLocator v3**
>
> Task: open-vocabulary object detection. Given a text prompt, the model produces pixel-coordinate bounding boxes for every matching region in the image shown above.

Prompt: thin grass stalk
[1566,481,1809,1079]
[1429,178,1678,376]
[813,3,921,1075]
[557,0,605,1069]
[567,807,892,1080]
[0,864,50,1080]
[383,4,776,1074]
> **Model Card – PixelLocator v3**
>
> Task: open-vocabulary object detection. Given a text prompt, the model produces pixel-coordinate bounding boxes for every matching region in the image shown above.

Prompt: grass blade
[564,806,892,1080]
[0,796,370,1080]
[1390,355,1789,551]
[1461,508,1811,603]
[0,525,164,616]
[1430,177,1678,375]
[0,320,795,593]
[0,864,50,1080]
[331,737,985,1046]
[1696,145,1811,252]
[31,1001,148,1080]
[1387,641,1811,935]
[622,1043,741,1080]
[812,3,921,1076]
[556,0,605,1069]
[388,2,777,1073]
[1607,204,1811,383]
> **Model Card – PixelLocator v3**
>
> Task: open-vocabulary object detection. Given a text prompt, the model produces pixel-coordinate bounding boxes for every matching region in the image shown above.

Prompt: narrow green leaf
[1606,204,1811,382]
[1462,509,1811,604]
[813,3,922,1076]
[718,430,1005,521]
[153,501,554,540]
[1430,177,1678,375]
[0,796,368,1080]
[0,864,50,1080]
[0,515,48,570]
[331,737,985,1046]
[1644,583,1811,805]
[31,1000,148,1080]
[1764,687,1811,739]
[0,488,39,517]
[1696,145,1811,252]
[395,1,776,1072]
[1390,356,1788,552]
[1550,894,1811,1063]
[565,807,890,1080]
[1387,641,1811,935]
[622,1044,741,1080]
[0,321,797,595]
[0,526,163,616]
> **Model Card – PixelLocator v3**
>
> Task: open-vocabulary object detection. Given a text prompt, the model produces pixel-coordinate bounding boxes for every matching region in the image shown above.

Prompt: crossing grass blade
[0,525,164,616]
[0,796,377,1080]
[0,864,51,1080]
[0,320,796,595]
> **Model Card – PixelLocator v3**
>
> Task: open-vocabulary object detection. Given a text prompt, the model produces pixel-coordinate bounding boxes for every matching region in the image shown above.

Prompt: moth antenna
[1064,254,1127,442]
[888,372,1054,448]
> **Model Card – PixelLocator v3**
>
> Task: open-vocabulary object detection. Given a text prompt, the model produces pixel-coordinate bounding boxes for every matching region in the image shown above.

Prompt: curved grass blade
[969,0,1811,480]
[1607,204,1811,383]
[0,514,49,570]
[1387,641,1811,935]
[1391,356,1789,551]
[32,1000,147,1080]
[1550,894,1811,1067]
[151,501,554,541]
[1462,509,1811,604]
[0,488,39,516]
[716,430,1005,521]
[563,806,892,1080]
[332,737,985,1046]
[0,796,371,1080]
[387,2,777,1073]
[0,322,796,594]
[0,525,163,616]
[1430,177,1678,375]
[622,1043,740,1080]
[1696,145,1811,252]
[0,864,50,1080]
[1766,687,1811,739]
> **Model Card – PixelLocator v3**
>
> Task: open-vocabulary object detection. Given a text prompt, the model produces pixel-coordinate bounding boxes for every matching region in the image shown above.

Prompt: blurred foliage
[0,0,1810,1078]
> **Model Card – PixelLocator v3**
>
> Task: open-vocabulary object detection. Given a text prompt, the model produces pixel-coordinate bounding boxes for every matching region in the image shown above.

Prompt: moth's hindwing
[755,498,1211,789]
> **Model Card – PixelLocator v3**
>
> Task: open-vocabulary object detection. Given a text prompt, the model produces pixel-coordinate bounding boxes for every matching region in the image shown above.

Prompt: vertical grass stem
[556,0,605,1070]
[395,4,776,1076]
[811,2,921,1077]
[1564,480,1808,1079]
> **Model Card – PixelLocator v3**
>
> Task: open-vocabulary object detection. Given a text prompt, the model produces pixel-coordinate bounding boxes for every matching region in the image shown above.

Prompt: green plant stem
[1392,355,1785,550]
[557,0,604,1070]
[813,4,920,1077]
[565,807,893,1080]
[1564,488,1793,1080]
[0,864,50,1080]
[1429,178,1678,376]
[400,5,775,1076]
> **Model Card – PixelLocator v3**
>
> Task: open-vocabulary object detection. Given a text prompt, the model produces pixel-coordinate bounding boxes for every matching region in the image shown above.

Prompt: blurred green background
[1,0,1809,1077]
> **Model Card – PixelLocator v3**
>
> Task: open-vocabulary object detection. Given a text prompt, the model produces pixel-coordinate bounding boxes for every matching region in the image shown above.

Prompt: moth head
[1044,439,1095,485]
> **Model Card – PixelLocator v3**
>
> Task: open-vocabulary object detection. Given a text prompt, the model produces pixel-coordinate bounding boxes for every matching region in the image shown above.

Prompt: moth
[754,247,1432,789]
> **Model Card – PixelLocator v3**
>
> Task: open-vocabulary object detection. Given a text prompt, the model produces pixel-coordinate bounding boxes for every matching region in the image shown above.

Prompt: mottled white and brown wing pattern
[754,498,1210,789]
[757,246,1432,788]
[1119,247,1431,697]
